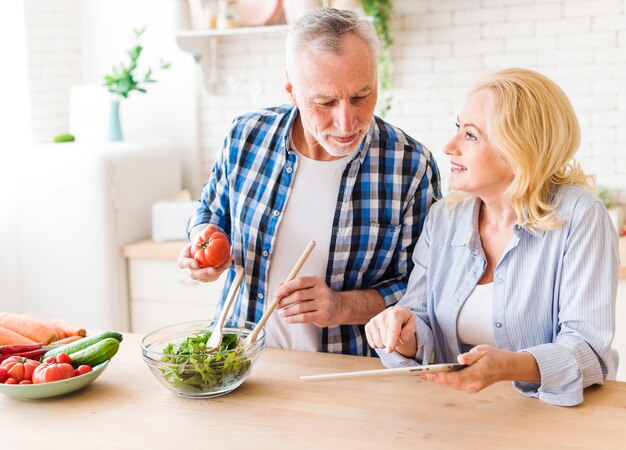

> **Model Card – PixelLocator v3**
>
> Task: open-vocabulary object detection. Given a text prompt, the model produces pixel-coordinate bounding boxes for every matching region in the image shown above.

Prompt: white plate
[0,360,109,400]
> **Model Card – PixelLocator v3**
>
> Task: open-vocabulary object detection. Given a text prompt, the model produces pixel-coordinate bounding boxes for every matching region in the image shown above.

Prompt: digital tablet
[300,363,466,381]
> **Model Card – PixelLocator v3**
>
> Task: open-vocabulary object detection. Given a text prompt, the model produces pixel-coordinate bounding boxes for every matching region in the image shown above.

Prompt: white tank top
[456,282,496,346]
[264,143,352,352]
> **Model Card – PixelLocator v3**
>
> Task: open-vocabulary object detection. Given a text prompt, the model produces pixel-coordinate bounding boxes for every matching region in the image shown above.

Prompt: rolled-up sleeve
[514,200,619,406]
[377,212,436,367]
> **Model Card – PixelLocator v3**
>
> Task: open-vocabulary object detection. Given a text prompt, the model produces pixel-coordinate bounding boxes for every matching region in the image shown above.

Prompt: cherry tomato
[191,227,231,268]
[75,365,93,376]
[0,356,40,382]
[32,362,75,384]
[19,380,33,385]
[43,356,57,364]
[56,353,72,365]
[0,368,7,383]
[5,378,18,384]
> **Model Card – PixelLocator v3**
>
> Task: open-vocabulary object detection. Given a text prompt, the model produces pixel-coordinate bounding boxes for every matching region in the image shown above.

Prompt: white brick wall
[20,0,626,203]
[195,1,626,203]
[23,0,81,144]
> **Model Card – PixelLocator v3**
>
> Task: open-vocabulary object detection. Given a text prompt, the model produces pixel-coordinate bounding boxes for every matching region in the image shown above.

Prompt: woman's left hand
[419,345,526,393]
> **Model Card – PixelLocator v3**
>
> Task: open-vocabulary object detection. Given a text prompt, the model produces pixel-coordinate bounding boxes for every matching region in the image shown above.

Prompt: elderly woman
[365,68,619,406]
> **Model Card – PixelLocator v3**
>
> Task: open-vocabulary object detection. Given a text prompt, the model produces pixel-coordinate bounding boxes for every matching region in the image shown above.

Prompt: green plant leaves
[361,0,394,117]
[102,27,170,99]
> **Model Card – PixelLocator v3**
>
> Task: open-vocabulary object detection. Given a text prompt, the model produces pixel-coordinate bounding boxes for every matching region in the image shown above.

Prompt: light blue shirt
[377,186,619,406]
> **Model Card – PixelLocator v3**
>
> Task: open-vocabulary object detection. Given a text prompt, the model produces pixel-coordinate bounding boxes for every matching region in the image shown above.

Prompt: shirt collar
[450,198,481,249]
[450,197,544,250]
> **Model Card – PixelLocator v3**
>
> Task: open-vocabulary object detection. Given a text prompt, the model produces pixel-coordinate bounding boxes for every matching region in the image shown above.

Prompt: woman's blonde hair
[453,68,592,232]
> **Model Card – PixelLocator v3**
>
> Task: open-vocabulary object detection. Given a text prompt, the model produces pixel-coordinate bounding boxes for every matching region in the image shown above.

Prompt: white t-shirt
[264,145,352,352]
[456,282,496,346]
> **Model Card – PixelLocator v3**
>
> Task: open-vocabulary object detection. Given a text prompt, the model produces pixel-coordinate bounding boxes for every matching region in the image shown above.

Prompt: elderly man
[178,8,440,356]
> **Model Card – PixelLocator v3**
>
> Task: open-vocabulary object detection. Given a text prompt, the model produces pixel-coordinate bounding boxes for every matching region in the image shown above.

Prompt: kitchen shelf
[176,24,290,90]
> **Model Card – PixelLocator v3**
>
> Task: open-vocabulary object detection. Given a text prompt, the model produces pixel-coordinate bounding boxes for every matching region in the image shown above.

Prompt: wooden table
[2,333,626,449]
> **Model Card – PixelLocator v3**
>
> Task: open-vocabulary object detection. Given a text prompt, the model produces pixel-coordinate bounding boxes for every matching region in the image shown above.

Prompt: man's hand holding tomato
[178,225,233,282]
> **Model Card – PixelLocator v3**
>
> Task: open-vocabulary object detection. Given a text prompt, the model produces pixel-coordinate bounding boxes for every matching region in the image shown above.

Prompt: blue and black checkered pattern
[188,104,440,356]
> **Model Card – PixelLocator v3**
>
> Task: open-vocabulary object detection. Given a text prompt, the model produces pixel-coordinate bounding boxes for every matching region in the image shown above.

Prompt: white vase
[107,99,123,142]
[283,0,321,24]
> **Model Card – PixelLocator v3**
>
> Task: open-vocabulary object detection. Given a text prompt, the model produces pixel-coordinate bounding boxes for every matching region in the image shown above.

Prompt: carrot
[50,318,86,337]
[48,335,83,346]
[0,325,38,345]
[20,313,64,341]
[51,324,66,340]
[0,313,57,344]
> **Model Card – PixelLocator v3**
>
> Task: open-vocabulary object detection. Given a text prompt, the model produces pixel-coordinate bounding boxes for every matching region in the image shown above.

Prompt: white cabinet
[124,240,225,335]
[15,140,181,331]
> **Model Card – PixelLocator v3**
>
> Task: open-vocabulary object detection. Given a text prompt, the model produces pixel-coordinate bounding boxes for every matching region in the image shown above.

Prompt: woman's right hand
[365,305,417,357]
[177,243,233,283]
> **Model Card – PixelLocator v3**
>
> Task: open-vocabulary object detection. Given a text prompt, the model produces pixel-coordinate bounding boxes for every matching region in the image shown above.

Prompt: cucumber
[68,338,120,368]
[43,331,123,360]
[52,133,75,143]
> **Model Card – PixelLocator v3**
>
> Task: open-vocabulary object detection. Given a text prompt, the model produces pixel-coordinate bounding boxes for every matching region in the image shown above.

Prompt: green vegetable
[43,331,123,360]
[53,133,75,143]
[159,331,250,393]
[68,337,120,368]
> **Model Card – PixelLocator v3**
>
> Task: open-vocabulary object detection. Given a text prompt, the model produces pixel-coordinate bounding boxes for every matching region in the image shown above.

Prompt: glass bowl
[140,319,265,398]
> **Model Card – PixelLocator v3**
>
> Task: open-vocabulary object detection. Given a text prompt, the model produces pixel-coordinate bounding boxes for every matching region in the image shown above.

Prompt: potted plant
[102,27,171,141]
[361,0,393,116]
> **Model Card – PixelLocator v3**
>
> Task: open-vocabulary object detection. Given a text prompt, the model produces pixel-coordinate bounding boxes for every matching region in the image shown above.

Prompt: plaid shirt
[189,104,440,356]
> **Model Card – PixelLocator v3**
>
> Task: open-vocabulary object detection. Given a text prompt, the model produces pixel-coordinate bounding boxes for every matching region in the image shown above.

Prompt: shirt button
[286,167,293,173]
[262,250,269,257]
[497,278,504,284]
[258,293,264,299]
[273,210,280,217]
[495,322,502,328]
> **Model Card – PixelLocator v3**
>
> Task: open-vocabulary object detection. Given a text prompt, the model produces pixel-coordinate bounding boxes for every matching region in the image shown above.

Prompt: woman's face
[443,89,515,200]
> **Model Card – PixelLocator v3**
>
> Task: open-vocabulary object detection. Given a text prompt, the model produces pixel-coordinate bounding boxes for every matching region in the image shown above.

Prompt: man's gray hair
[286,8,379,75]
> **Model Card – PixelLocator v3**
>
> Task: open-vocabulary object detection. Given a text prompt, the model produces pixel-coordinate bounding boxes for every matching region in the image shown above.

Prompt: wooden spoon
[241,241,316,348]
[206,266,245,351]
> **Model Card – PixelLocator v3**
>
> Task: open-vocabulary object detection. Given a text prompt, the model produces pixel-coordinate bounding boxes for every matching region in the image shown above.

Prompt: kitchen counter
[1,333,626,448]
[123,238,187,260]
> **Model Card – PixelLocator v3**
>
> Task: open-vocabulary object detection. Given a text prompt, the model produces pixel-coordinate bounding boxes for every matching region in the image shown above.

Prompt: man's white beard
[316,130,366,157]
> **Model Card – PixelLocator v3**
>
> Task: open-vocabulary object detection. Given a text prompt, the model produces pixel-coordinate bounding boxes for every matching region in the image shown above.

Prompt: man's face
[285,33,378,158]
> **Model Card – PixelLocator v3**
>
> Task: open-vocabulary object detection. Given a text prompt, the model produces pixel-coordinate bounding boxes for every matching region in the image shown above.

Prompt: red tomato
[56,353,72,365]
[19,380,33,385]
[32,363,75,384]
[191,227,231,268]
[0,368,7,383]
[43,356,57,364]
[5,378,18,384]
[75,365,93,376]
[0,356,41,382]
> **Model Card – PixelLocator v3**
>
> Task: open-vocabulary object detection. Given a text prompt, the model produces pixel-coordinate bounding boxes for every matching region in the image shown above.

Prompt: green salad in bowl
[141,319,265,398]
